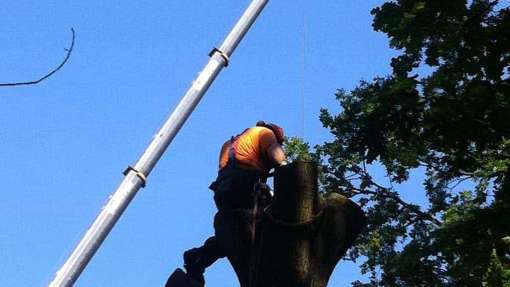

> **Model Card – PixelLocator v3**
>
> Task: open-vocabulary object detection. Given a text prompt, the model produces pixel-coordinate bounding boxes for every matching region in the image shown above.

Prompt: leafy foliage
[315,1,510,285]
[284,137,317,162]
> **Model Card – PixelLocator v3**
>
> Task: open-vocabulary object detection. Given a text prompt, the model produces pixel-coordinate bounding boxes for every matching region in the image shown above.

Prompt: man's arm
[268,143,287,166]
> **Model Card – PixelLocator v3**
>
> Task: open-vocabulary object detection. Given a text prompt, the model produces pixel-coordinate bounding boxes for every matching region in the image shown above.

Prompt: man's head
[256,121,285,144]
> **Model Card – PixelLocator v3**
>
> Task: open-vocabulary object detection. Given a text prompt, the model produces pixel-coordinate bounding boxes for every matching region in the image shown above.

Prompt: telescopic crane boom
[49,1,269,286]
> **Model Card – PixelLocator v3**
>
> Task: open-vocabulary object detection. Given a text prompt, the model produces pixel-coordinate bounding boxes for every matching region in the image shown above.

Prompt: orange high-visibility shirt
[219,126,279,173]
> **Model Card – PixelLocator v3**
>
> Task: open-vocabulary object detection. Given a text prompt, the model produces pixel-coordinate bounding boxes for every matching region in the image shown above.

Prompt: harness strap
[224,128,250,170]
[227,136,237,168]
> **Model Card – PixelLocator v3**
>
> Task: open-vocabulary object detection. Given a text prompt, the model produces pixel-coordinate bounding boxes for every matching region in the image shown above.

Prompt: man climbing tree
[313,0,510,286]
[179,121,287,285]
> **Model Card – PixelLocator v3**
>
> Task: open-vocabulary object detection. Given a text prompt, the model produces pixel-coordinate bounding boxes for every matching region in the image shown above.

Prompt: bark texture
[216,161,366,287]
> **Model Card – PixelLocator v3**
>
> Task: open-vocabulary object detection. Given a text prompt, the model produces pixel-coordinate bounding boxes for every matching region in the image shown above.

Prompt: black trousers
[185,167,261,270]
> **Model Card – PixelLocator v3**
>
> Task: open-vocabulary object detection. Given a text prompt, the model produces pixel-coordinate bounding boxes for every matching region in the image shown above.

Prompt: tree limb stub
[0,28,75,88]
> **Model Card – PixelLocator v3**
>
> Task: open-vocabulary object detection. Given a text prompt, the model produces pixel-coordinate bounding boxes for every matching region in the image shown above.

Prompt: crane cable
[299,0,308,139]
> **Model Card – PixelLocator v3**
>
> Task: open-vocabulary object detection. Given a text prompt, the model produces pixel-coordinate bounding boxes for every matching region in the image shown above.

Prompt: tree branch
[352,187,442,226]
[0,28,75,87]
[447,176,472,192]
[355,159,443,226]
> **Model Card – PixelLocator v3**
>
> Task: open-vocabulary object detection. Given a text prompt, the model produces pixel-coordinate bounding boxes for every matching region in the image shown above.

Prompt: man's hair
[256,121,285,144]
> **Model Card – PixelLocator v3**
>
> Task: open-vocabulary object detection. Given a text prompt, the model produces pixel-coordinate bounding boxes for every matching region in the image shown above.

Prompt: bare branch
[447,176,473,192]
[352,187,443,226]
[354,159,443,225]
[0,28,75,87]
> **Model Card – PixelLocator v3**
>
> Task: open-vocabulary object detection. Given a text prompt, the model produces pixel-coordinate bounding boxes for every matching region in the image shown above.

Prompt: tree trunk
[226,161,366,287]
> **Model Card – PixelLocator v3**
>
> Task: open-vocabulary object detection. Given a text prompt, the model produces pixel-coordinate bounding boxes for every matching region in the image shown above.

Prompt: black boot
[183,248,205,286]
[165,268,203,287]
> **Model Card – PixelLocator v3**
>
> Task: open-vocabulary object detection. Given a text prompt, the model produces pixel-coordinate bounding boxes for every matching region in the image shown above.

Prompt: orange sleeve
[258,128,278,158]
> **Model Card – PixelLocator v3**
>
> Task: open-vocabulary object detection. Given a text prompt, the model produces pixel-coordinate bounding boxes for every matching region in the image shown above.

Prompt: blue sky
[1,1,398,286]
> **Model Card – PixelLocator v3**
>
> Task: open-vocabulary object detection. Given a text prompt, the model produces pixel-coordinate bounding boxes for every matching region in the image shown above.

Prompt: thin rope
[299,0,308,138]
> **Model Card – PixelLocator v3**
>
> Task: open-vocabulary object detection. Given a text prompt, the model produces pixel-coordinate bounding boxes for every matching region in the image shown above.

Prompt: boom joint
[123,166,147,188]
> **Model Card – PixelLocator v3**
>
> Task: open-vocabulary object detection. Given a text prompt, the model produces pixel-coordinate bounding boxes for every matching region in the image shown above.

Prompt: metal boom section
[49,1,269,286]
